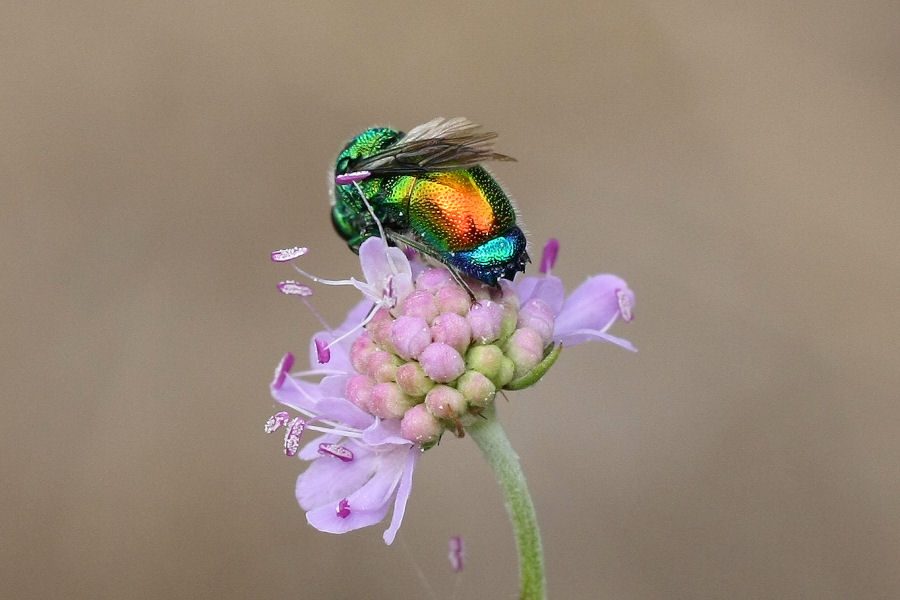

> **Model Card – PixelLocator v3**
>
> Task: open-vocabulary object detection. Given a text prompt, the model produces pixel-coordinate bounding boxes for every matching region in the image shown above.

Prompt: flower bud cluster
[346,268,557,448]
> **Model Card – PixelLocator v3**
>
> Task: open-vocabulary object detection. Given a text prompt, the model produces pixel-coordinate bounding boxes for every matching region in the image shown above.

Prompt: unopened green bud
[457,370,496,408]
[395,361,435,397]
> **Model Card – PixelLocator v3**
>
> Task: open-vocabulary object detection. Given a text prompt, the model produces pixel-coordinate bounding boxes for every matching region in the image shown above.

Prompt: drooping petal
[553,328,637,352]
[383,446,420,545]
[553,275,635,347]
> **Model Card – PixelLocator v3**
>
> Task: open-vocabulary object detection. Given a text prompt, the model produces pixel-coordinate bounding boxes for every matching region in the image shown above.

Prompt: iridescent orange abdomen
[407,167,517,252]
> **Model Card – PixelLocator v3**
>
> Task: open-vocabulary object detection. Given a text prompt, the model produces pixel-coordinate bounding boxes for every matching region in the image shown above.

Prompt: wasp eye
[336,156,351,175]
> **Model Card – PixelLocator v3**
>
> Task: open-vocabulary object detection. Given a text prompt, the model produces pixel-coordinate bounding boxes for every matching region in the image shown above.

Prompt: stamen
[352,181,389,247]
[311,304,380,364]
[288,264,357,288]
[336,498,351,518]
[334,170,371,185]
[317,443,354,462]
[270,246,308,262]
[448,535,465,572]
[283,417,306,457]
[315,338,331,364]
[277,279,334,331]
[272,353,295,390]
[539,239,560,275]
[264,411,292,433]
[616,288,634,322]
[278,281,313,296]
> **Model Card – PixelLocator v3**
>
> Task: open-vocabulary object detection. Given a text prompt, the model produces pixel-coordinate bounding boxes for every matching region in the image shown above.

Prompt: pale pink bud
[349,333,377,375]
[430,312,472,356]
[424,385,467,420]
[419,342,466,383]
[366,350,400,383]
[400,403,444,445]
[456,370,496,408]
[518,298,556,347]
[390,315,432,360]
[346,374,375,413]
[398,289,439,324]
[498,280,521,312]
[370,382,415,419]
[416,268,454,292]
[366,308,395,350]
[435,284,472,316]
[467,300,506,344]
[504,327,545,378]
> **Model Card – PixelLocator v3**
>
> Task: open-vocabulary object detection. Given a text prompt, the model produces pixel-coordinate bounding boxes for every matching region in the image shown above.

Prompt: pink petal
[553,275,634,345]
[358,237,413,299]
[296,448,375,510]
[514,275,565,314]
[302,446,410,536]
[306,498,391,535]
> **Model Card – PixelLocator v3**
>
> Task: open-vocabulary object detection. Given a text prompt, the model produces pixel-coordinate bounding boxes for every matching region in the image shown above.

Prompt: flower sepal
[504,343,562,391]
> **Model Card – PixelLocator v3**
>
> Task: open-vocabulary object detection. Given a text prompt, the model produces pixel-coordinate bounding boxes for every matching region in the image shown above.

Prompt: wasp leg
[385,232,479,302]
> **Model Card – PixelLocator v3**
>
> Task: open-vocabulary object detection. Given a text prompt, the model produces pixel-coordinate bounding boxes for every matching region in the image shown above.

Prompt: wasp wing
[349,117,515,176]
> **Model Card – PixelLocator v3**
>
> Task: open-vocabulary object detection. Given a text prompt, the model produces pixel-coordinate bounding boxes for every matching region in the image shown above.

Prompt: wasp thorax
[329,118,530,285]
[346,267,559,449]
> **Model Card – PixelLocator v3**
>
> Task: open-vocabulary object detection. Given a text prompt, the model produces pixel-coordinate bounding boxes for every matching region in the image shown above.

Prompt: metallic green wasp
[330,117,529,286]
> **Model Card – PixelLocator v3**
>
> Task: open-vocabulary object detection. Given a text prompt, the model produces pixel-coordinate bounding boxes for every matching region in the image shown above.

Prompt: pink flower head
[266,235,635,544]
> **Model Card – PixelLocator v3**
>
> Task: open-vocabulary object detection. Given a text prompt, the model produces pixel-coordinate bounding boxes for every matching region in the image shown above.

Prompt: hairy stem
[467,406,546,600]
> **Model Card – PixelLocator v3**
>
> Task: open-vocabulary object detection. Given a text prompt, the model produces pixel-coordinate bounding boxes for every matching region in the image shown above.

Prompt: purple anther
[270,246,308,262]
[272,352,295,390]
[616,288,634,323]
[334,170,371,185]
[539,238,560,274]
[283,417,306,457]
[317,443,354,462]
[278,280,313,296]
[386,276,395,302]
[448,535,464,572]
[264,411,292,433]
[314,338,331,364]
[336,498,351,519]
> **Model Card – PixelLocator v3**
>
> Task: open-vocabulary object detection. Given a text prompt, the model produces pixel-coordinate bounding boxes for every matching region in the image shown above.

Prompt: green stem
[467,405,546,600]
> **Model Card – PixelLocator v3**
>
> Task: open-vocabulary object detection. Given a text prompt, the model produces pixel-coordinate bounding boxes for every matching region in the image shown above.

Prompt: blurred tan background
[3,2,899,598]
